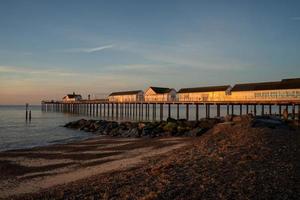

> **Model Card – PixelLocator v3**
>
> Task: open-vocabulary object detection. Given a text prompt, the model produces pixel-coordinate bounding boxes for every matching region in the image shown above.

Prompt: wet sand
[0,136,192,199]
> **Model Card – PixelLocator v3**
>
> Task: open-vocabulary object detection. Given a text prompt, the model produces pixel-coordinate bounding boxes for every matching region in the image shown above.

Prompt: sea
[0,105,96,152]
[0,104,284,152]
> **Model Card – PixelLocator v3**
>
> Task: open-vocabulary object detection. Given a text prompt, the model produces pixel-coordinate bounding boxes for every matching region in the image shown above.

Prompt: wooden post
[93,104,95,116]
[103,103,106,117]
[254,104,257,116]
[141,103,144,119]
[138,103,141,120]
[227,104,229,115]
[231,104,234,115]
[116,103,119,119]
[216,104,220,117]
[177,104,180,119]
[279,105,282,117]
[207,104,210,118]
[168,104,171,118]
[160,104,163,121]
[239,104,242,115]
[246,104,249,114]
[25,103,29,120]
[153,104,156,121]
[196,104,199,121]
[205,104,208,118]
[261,104,264,116]
[112,103,114,118]
[186,104,189,120]
[269,105,272,115]
[96,104,99,116]
[298,105,300,121]
[29,110,32,121]
[292,104,295,120]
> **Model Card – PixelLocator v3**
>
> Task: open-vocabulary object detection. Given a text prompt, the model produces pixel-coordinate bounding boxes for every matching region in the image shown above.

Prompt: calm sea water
[0,104,284,152]
[0,105,96,152]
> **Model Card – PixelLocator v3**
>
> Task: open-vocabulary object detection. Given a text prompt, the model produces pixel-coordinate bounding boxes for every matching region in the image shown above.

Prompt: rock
[167,117,177,123]
[251,116,288,129]
[162,122,177,133]
[186,127,209,136]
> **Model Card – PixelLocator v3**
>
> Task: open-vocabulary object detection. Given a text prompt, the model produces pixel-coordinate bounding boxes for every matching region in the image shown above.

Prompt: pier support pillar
[186,104,189,120]
[227,104,230,115]
[254,105,257,116]
[141,103,144,119]
[261,105,264,116]
[207,104,210,118]
[231,104,234,115]
[196,104,199,121]
[279,105,282,117]
[160,104,163,121]
[216,104,220,118]
[269,105,272,115]
[292,104,295,120]
[168,104,171,119]
[246,105,249,114]
[177,104,180,119]
[152,104,156,121]
[239,104,242,116]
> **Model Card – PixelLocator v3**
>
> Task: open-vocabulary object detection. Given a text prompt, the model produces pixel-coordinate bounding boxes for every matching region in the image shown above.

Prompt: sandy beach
[0,136,192,199]
[0,116,299,199]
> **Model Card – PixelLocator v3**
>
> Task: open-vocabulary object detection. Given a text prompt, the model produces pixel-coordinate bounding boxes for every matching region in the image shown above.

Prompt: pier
[41,100,300,121]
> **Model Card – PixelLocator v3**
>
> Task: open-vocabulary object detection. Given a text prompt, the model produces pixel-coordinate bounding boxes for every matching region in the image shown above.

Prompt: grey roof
[149,87,173,94]
[178,85,230,93]
[231,78,300,92]
[109,90,142,96]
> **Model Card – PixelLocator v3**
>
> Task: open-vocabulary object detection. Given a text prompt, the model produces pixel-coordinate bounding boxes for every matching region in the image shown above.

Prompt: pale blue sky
[0,0,300,104]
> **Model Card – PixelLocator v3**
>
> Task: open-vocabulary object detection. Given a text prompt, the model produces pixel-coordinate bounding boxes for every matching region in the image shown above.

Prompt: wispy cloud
[0,66,81,77]
[63,44,114,53]
[290,17,300,21]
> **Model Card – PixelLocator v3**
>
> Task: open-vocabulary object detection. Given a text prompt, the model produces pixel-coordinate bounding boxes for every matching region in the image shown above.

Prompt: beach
[0,116,299,199]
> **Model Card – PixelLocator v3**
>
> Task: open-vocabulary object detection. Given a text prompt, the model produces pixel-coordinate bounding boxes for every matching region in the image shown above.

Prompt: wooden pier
[41,100,300,121]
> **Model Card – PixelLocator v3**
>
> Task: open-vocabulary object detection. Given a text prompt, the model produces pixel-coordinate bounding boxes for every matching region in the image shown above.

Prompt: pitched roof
[64,94,82,99]
[109,90,142,96]
[231,78,300,92]
[178,85,230,93]
[149,87,173,94]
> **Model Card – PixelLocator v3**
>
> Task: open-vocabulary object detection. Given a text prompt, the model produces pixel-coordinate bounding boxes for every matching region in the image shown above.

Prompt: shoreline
[1,115,298,199]
[0,134,193,199]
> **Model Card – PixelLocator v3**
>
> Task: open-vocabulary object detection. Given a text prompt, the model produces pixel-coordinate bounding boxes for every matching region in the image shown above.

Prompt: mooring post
[196,104,199,121]
[29,110,32,121]
[25,103,29,120]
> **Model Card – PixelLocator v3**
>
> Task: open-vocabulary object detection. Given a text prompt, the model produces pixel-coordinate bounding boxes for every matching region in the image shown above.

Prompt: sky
[0,0,300,104]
